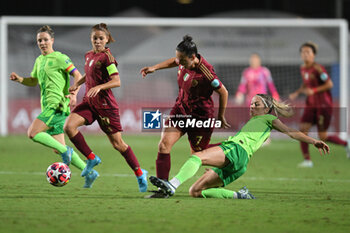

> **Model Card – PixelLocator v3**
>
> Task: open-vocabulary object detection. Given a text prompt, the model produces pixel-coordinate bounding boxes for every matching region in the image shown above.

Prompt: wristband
[312,88,318,93]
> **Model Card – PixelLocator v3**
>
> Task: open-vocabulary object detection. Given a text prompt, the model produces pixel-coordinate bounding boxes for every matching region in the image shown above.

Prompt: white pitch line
[1,171,350,183]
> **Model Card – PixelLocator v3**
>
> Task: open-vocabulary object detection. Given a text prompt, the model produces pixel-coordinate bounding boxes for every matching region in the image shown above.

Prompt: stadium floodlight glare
[0,16,348,137]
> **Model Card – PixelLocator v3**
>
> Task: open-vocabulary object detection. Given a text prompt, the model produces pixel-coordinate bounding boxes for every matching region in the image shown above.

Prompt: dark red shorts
[168,105,214,152]
[301,106,332,131]
[72,101,123,135]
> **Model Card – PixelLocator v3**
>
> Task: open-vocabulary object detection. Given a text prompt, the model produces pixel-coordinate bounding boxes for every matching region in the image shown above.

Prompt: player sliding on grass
[149,94,330,199]
[64,23,148,192]
[9,25,95,188]
[289,41,349,167]
[140,35,230,197]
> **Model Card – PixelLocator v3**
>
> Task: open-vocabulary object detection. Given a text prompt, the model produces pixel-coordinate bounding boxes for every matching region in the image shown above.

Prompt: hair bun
[183,35,193,42]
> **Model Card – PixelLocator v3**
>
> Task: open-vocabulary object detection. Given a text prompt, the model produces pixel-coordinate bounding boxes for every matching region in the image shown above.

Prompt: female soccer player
[235,53,280,106]
[140,35,230,197]
[64,23,148,192]
[149,94,330,199]
[9,25,96,188]
[289,41,349,168]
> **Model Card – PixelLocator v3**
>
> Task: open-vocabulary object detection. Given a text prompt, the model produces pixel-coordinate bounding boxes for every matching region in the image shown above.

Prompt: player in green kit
[10,25,98,188]
[149,94,330,199]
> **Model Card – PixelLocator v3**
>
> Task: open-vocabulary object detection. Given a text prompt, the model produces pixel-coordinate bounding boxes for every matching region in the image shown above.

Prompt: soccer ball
[46,162,71,187]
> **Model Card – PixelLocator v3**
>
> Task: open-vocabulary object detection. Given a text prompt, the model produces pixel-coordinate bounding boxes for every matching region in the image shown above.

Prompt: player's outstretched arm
[9,72,38,86]
[214,84,231,129]
[140,57,178,78]
[289,83,306,100]
[272,118,330,155]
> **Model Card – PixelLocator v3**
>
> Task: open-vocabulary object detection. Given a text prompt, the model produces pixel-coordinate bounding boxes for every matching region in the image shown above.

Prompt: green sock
[201,188,235,199]
[71,151,86,171]
[174,155,202,184]
[32,132,67,154]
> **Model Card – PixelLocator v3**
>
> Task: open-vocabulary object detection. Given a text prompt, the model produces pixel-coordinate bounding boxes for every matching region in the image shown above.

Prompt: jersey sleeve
[58,53,77,75]
[198,63,222,90]
[314,64,330,82]
[104,50,119,77]
[30,58,39,78]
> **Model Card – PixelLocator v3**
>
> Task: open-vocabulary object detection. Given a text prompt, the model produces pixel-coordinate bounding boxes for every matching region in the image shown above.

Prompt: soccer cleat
[137,169,148,192]
[346,139,350,159]
[83,170,99,188]
[149,176,175,196]
[61,146,73,166]
[237,186,255,199]
[81,155,101,177]
[298,160,313,168]
[144,189,170,199]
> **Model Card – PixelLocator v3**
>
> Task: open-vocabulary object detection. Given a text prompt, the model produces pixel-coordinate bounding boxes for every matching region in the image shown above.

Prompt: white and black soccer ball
[46,162,71,187]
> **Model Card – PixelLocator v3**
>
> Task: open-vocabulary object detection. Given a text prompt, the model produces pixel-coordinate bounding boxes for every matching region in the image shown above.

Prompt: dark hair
[299,41,318,55]
[256,94,294,118]
[37,25,54,38]
[91,23,115,44]
[176,35,198,57]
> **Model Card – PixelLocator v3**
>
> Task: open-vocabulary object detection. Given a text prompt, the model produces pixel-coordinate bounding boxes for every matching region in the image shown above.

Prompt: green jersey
[226,114,277,158]
[31,51,77,114]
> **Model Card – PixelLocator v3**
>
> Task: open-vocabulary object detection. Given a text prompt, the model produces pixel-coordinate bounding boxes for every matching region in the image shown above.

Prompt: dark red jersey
[300,63,332,107]
[175,54,222,118]
[84,48,119,109]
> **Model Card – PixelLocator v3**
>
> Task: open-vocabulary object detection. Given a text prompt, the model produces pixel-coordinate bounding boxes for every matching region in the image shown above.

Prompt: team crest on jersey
[89,59,94,67]
[95,61,102,69]
[183,73,190,81]
[191,79,198,87]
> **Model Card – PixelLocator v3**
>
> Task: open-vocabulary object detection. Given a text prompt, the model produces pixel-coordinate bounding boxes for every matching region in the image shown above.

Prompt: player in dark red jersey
[64,23,148,192]
[289,41,349,167]
[140,35,230,197]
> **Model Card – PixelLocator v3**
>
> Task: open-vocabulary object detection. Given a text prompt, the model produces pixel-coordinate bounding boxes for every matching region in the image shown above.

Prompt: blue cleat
[237,186,255,199]
[83,170,99,188]
[137,169,148,192]
[61,146,73,166]
[149,176,175,196]
[81,155,101,177]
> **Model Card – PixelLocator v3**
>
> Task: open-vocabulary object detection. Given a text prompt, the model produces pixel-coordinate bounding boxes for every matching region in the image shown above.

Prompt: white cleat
[298,160,313,168]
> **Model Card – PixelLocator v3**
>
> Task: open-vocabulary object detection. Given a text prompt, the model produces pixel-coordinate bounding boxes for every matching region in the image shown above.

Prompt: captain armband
[320,72,328,82]
[107,64,119,76]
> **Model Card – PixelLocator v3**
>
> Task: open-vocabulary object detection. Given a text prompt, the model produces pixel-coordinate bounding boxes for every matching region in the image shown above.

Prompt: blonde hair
[91,23,115,44]
[256,94,294,118]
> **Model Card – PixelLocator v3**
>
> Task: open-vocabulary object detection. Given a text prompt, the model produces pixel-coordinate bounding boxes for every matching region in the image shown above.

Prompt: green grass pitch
[1,134,350,233]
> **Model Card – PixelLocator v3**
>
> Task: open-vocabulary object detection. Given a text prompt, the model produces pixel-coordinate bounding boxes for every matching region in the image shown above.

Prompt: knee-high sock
[32,132,67,153]
[121,146,142,176]
[201,188,235,199]
[69,131,93,158]
[174,155,202,184]
[156,152,171,180]
[71,151,86,171]
[300,141,310,160]
[326,135,347,146]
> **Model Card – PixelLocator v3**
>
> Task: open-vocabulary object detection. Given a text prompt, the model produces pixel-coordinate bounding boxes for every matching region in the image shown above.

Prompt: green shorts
[213,141,249,186]
[37,108,68,136]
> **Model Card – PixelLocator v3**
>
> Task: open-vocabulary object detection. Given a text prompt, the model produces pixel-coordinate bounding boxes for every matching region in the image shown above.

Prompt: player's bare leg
[298,122,313,167]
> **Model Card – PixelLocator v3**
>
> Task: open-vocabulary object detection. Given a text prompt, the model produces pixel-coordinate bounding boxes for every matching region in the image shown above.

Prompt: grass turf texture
[0,134,350,233]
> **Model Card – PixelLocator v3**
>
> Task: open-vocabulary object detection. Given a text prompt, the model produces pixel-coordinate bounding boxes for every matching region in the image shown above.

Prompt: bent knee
[27,129,37,139]
[158,140,171,153]
[189,186,202,198]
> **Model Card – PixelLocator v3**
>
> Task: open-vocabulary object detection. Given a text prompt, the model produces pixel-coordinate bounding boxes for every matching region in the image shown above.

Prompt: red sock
[326,135,347,146]
[87,152,95,160]
[156,152,170,180]
[134,167,143,177]
[121,146,141,173]
[69,131,93,158]
[300,141,311,160]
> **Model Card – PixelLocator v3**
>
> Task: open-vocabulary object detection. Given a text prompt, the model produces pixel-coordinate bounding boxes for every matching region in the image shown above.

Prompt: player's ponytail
[256,94,294,118]
[176,35,198,57]
[92,23,115,44]
[37,25,54,38]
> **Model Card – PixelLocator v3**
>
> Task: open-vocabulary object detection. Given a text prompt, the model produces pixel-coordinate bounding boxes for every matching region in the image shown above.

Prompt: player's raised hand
[314,140,330,155]
[140,66,156,78]
[289,92,298,101]
[9,72,23,83]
